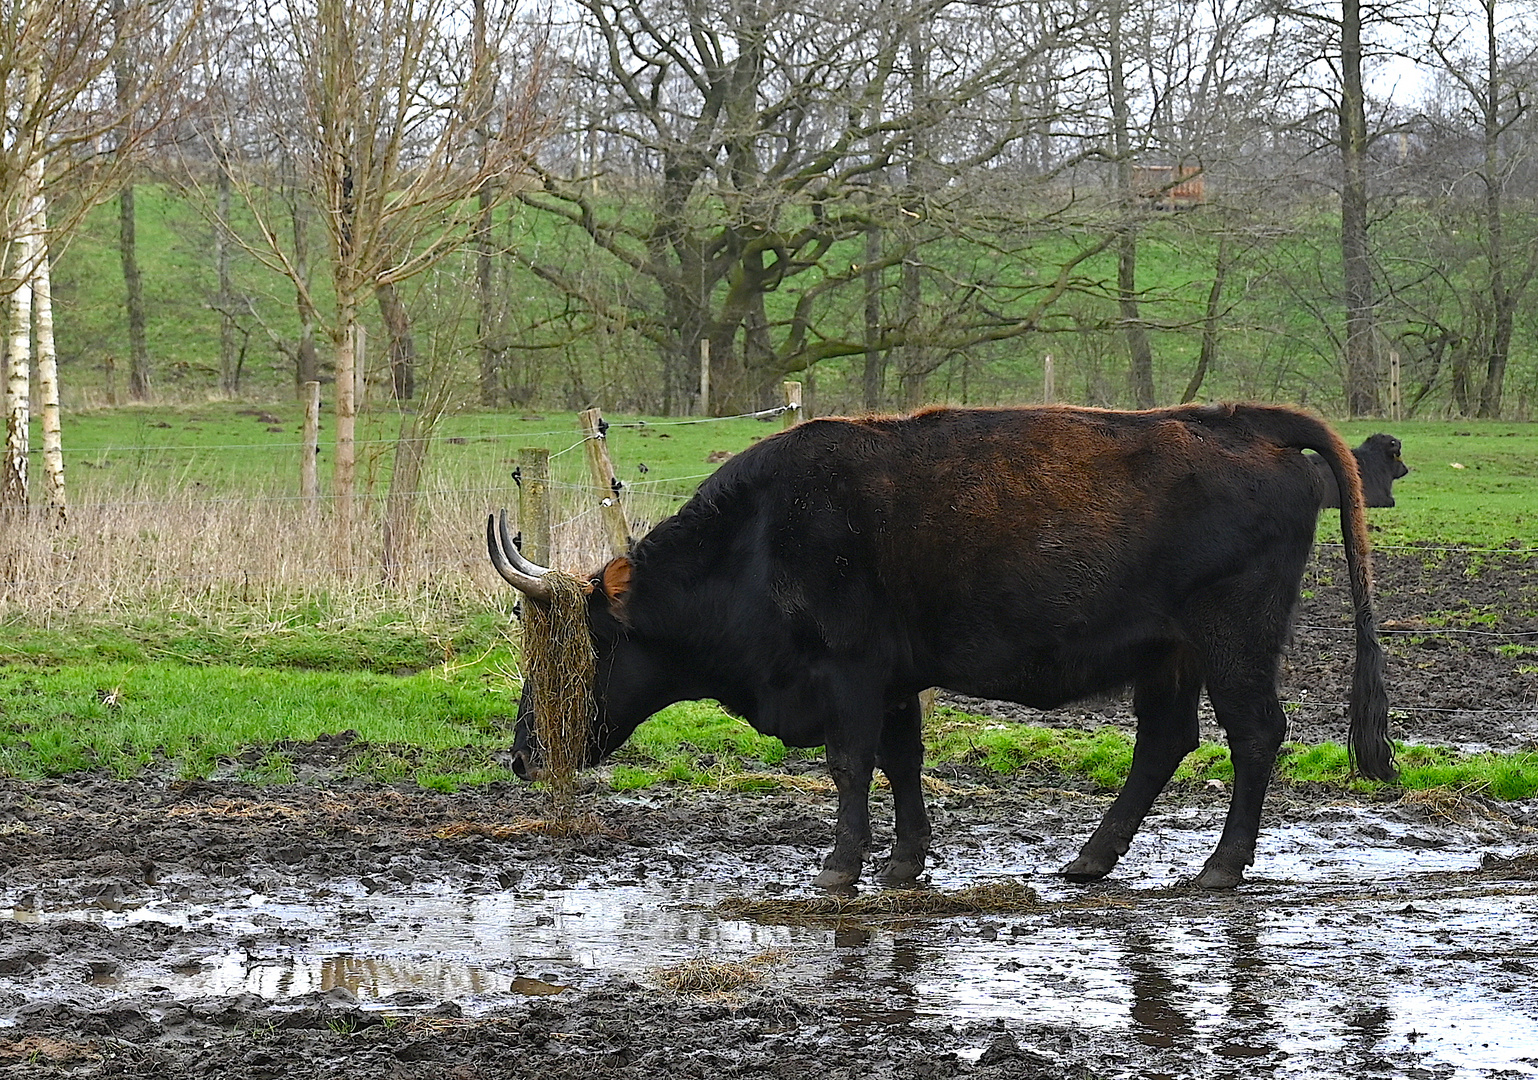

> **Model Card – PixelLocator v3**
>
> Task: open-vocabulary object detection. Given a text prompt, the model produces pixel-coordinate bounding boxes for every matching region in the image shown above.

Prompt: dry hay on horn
[520,569,597,815]
[718,878,1040,923]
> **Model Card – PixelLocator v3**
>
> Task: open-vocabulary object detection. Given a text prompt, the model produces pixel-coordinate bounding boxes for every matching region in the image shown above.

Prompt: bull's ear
[599,557,633,602]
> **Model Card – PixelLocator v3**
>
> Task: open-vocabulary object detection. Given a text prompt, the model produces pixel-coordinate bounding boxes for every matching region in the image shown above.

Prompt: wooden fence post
[517,447,552,567]
[699,339,710,416]
[301,380,321,514]
[579,407,632,556]
[1043,353,1055,404]
[782,381,803,429]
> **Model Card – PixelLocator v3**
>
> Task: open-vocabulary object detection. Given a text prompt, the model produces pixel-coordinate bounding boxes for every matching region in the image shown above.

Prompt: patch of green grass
[0,661,517,780]
[47,401,781,505]
[5,664,1537,802]
[1424,607,1503,630]
[1329,420,1538,550]
[1394,744,1538,800]
[608,700,820,787]
[0,604,514,675]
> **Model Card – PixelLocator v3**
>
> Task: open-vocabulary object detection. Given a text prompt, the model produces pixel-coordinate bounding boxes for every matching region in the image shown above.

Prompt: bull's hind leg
[1064,665,1201,882]
[1196,680,1287,889]
[875,694,931,884]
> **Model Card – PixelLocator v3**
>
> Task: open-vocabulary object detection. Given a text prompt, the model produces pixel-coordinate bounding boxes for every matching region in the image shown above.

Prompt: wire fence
[0,407,789,622]
[5,405,1536,699]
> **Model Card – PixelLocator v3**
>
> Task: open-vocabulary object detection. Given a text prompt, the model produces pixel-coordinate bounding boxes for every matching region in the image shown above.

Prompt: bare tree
[517,0,1111,415]
[112,0,153,401]
[193,0,546,544]
[1426,0,1537,417]
[1103,0,1157,408]
[2,0,195,510]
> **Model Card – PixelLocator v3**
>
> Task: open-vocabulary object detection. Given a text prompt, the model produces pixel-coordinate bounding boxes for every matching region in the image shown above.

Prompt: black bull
[489,404,1395,890]
[1313,433,1410,508]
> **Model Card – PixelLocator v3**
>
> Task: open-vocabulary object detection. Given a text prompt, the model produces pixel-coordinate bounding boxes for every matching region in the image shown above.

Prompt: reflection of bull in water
[1312,433,1409,508]
[491,404,1395,891]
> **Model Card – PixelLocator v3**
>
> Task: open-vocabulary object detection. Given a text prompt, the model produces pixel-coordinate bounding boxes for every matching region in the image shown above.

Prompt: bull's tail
[1209,404,1398,781]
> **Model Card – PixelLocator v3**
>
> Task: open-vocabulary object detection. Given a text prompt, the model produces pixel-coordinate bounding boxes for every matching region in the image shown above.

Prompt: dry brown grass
[718,878,1040,922]
[0,480,666,626]
[1396,785,1498,824]
[163,799,309,822]
[433,814,626,840]
[654,950,786,994]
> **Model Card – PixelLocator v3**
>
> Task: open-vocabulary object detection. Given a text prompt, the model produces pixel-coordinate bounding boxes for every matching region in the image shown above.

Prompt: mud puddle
[6,803,1537,1077]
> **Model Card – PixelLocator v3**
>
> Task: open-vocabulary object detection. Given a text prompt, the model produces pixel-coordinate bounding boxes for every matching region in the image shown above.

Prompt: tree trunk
[32,181,64,523]
[472,0,501,407]
[862,223,884,411]
[896,28,931,411]
[1119,233,1155,408]
[1107,0,1155,409]
[1476,0,1512,419]
[1182,234,1230,403]
[3,237,32,511]
[215,140,238,396]
[332,305,358,551]
[291,190,319,393]
[475,184,501,405]
[1340,0,1379,416]
[376,280,415,401]
[4,68,41,512]
[1451,336,1474,416]
[120,183,152,401]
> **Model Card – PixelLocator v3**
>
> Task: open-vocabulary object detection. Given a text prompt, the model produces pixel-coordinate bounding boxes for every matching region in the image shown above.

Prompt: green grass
[5,413,1538,800]
[8,668,1535,803]
[0,660,519,789]
[42,401,784,503]
[0,603,512,673]
[1329,420,1538,550]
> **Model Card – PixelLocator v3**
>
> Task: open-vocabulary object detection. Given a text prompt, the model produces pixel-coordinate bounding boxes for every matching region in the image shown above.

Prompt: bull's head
[486,511,658,782]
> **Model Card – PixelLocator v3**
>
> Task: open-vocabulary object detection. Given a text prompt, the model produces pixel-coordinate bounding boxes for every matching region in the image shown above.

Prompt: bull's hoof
[1061,855,1114,883]
[814,864,861,890]
[1192,863,1244,890]
[874,853,925,885]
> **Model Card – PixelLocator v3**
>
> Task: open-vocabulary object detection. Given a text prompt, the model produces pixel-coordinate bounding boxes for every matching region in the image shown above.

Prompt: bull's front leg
[815,721,880,890]
[875,694,931,884]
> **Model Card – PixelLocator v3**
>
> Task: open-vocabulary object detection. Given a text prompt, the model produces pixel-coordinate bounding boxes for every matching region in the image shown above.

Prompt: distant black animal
[1313,433,1409,508]
[489,404,1394,891]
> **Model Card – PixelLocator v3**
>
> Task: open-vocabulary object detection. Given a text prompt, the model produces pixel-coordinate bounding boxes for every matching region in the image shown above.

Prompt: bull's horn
[487,509,553,603]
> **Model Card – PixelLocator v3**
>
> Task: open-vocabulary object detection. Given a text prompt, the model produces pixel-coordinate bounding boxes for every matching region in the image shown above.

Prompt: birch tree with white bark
[2,0,195,515]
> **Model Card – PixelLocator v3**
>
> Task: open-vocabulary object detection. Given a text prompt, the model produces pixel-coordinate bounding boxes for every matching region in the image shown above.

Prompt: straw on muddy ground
[719,878,1040,922]
[655,958,763,994]
[520,570,596,817]
[1397,784,1504,824]
[654,950,787,994]
[433,815,624,840]
[1480,851,1538,878]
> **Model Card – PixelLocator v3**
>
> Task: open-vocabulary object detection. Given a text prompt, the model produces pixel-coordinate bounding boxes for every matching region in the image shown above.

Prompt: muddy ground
[3,548,1538,1079]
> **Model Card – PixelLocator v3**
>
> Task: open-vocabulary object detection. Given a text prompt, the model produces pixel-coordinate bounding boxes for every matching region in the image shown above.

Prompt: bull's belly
[926,641,1170,711]
[938,673,1128,712]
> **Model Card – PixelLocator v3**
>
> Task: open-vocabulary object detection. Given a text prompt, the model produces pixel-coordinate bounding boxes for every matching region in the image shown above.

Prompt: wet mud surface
[5,549,1538,1078]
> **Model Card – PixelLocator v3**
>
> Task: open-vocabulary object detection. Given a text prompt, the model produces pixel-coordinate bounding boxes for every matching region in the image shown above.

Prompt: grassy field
[2,406,1536,800]
[44,404,1538,546]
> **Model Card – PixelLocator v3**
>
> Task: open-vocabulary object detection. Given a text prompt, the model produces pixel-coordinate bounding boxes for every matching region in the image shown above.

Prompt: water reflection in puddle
[5,809,1537,1076]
